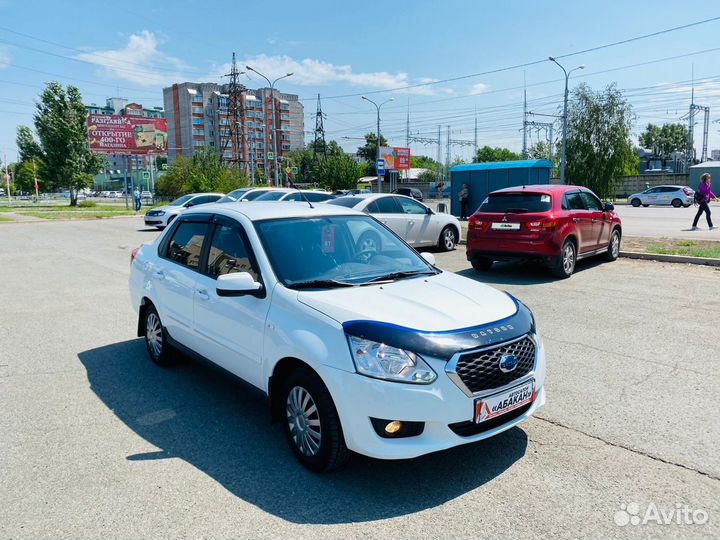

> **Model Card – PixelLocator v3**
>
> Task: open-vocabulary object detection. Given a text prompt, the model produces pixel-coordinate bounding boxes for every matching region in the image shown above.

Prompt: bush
[77,201,97,208]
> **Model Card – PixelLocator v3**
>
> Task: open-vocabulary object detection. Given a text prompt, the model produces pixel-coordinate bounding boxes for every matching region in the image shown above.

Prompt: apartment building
[163,82,304,180]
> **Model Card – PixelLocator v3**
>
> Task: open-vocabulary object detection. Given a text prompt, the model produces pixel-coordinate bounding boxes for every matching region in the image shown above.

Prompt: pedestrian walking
[691,173,718,230]
[133,187,142,212]
[458,183,470,220]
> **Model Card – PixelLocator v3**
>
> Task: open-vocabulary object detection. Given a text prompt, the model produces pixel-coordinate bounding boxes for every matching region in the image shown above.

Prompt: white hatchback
[129,202,545,471]
[628,185,694,208]
[327,193,462,251]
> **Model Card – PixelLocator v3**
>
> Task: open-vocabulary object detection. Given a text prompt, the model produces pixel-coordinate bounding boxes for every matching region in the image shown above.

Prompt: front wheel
[282,368,350,472]
[552,240,576,279]
[471,257,493,272]
[438,226,458,251]
[605,230,621,261]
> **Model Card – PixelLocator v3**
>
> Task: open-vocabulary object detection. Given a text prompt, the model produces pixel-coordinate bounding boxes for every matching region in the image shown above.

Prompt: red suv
[466,185,622,278]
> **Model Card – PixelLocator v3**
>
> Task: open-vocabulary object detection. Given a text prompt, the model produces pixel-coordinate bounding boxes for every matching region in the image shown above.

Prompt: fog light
[385,420,402,434]
[370,417,425,438]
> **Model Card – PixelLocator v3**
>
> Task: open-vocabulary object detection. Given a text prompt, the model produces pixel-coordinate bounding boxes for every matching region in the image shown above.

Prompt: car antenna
[286,176,314,209]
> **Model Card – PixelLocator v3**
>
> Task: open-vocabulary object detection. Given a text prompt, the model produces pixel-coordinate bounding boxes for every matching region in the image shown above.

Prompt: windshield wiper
[287,279,356,290]
[504,207,529,214]
[365,270,436,283]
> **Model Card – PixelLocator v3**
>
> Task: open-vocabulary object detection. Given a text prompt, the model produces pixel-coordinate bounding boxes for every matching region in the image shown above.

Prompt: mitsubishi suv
[129,202,545,471]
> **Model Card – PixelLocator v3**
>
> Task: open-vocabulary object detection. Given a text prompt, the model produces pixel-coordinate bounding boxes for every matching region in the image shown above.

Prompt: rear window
[479,193,552,213]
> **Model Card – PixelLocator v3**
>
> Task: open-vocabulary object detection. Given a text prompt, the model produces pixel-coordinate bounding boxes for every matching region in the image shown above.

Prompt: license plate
[474,379,534,423]
[490,222,520,230]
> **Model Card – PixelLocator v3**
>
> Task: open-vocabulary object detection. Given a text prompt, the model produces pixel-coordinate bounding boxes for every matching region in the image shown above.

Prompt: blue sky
[1,0,719,164]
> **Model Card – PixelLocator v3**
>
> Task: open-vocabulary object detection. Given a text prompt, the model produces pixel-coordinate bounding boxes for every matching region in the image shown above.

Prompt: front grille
[453,336,535,394]
[449,403,532,437]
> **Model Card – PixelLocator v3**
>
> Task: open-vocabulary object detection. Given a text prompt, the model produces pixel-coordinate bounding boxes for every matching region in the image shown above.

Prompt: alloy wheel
[286,386,322,457]
[443,228,456,250]
[611,233,620,258]
[146,312,163,358]
[563,243,575,274]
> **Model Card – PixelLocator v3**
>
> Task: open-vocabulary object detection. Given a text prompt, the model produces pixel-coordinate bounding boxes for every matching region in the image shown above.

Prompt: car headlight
[155,210,165,216]
[347,336,437,384]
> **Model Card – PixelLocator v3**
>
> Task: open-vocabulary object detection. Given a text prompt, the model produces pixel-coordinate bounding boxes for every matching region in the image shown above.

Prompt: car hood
[152,205,182,213]
[297,271,517,332]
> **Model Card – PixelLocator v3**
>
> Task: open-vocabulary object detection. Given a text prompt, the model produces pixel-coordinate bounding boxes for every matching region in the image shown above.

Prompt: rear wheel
[605,229,621,261]
[552,240,576,279]
[671,198,682,208]
[631,198,641,207]
[471,257,493,272]
[438,226,458,251]
[144,304,176,366]
[281,368,350,472]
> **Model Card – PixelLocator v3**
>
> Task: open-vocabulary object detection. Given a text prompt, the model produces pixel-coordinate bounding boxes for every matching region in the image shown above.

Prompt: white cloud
[0,46,10,69]
[469,82,489,95]
[75,31,191,87]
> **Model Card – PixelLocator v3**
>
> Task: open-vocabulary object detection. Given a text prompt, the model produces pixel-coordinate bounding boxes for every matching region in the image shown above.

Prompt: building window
[192,118,204,125]
[281,144,291,151]
[193,129,204,136]
[280,114,290,121]
[194,140,206,147]
[192,106,204,114]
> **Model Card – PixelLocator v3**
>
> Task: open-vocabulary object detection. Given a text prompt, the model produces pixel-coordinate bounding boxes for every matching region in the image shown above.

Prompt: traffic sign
[376,159,385,175]
[142,171,150,180]
[267,152,274,160]
[291,167,298,175]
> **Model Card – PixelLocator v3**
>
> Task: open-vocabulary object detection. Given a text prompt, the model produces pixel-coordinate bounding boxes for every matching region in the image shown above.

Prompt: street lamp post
[361,96,394,191]
[246,66,293,186]
[548,57,585,184]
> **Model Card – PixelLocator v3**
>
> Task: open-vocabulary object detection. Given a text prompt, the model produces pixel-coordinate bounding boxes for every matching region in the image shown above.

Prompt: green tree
[154,156,189,198]
[314,153,363,192]
[13,160,43,194]
[527,141,553,161]
[155,150,248,198]
[411,155,440,172]
[33,82,104,205]
[474,146,522,162]
[565,83,636,199]
[357,132,388,174]
[16,126,43,162]
[638,123,687,158]
[417,169,439,183]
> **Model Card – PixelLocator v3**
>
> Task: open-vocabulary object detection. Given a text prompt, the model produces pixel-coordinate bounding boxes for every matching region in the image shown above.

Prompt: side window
[166,222,208,270]
[206,225,259,280]
[285,193,302,201]
[368,197,400,214]
[206,195,222,203]
[307,192,331,202]
[397,197,427,215]
[565,192,586,210]
[580,192,602,211]
[188,196,205,206]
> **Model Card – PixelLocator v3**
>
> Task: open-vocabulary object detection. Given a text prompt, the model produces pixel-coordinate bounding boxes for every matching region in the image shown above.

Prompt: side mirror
[420,252,436,266]
[604,203,615,212]
[216,272,264,297]
[426,207,434,215]
[184,201,193,208]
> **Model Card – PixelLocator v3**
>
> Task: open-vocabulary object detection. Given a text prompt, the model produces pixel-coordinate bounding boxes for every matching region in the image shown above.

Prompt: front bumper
[319,333,546,460]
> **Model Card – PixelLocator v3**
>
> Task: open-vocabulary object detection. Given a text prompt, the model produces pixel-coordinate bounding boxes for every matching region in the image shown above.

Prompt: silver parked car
[327,193,461,251]
[628,185,694,208]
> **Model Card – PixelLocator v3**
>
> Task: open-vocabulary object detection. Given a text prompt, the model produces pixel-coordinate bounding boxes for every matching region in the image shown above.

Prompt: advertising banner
[378,147,411,170]
[87,114,168,155]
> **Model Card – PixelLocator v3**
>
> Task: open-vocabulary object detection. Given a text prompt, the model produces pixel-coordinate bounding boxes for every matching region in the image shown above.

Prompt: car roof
[189,192,224,197]
[185,201,364,221]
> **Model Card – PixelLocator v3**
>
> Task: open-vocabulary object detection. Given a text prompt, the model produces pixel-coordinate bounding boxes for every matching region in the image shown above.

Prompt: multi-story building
[163,82,304,182]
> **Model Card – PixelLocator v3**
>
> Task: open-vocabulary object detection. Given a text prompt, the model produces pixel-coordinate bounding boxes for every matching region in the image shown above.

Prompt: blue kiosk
[449,159,554,217]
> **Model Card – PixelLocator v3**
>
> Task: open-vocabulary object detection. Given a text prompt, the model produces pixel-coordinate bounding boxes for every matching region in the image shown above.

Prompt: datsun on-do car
[466,185,622,278]
[129,202,545,471]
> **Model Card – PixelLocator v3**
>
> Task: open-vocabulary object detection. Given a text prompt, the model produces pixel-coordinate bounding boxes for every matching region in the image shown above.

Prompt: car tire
[671,198,682,208]
[143,304,176,366]
[471,257,493,272]
[167,214,177,226]
[356,230,381,254]
[282,367,350,473]
[631,198,641,207]
[438,226,458,251]
[605,229,621,261]
[642,204,649,207]
[552,240,576,279]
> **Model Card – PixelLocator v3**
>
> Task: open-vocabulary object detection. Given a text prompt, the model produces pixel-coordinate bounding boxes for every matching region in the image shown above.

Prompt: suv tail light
[527,219,558,232]
[131,246,140,266]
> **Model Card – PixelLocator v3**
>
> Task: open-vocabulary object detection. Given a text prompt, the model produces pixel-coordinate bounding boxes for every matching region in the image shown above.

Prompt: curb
[619,250,720,267]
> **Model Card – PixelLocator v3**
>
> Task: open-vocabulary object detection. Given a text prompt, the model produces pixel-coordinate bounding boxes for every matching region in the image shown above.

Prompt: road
[614,203,720,239]
[1,218,719,539]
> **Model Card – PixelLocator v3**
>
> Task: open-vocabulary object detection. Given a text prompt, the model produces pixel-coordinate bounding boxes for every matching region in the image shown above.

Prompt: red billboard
[379,146,411,170]
[87,114,168,155]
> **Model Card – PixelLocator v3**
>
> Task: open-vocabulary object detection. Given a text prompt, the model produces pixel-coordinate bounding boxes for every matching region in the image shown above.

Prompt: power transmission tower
[223,52,247,174]
[312,93,326,159]
[522,87,528,158]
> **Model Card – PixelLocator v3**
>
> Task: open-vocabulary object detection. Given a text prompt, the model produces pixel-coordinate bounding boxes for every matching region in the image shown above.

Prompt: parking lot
[1,217,719,539]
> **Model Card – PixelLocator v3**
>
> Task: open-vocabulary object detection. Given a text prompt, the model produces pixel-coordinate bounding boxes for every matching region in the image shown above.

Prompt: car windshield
[479,193,552,213]
[254,215,437,288]
[254,191,288,201]
[169,194,193,206]
[217,189,250,203]
[326,197,363,208]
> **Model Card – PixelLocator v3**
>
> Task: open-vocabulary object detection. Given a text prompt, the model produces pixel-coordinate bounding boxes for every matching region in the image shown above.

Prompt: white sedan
[143,193,224,229]
[129,202,545,471]
[327,193,462,251]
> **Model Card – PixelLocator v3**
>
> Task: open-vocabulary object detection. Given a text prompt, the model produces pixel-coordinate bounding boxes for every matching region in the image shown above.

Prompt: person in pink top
[692,173,718,230]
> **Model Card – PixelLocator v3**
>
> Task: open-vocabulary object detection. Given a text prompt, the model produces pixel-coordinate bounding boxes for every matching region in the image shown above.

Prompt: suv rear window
[479,193,552,213]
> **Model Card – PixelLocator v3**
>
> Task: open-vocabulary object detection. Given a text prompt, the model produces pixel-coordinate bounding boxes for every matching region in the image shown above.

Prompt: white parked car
[628,185,694,208]
[254,189,336,203]
[143,193,224,229]
[129,202,545,471]
[216,187,283,203]
[327,193,462,251]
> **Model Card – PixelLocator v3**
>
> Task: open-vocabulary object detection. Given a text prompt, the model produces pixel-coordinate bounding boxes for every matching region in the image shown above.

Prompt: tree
[357,133,388,174]
[13,160,43,194]
[16,126,43,163]
[33,82,104,205]
[527,141,553,161]
[411,155,440,172]
[417,169,439,183]
[474,146,522,163]
[155,150,248,198]
[314,153,363,192]
[638,123,687,158]
[565,83,636,200]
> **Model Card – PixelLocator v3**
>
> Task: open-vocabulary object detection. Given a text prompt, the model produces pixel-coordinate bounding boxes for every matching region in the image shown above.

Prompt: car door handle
[153,270,165,280]
[196,289,210,301]
[591,219,598,223]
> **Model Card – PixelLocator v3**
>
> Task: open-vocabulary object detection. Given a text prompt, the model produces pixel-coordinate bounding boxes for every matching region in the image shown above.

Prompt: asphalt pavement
[1,218,718,539]
[614,203,720,240]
